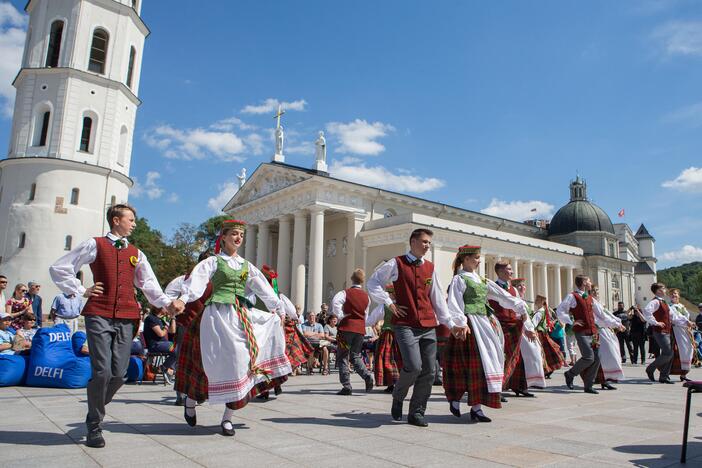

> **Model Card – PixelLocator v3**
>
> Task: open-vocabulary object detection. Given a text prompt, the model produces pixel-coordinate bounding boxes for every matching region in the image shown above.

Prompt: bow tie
[581,292,589,299]
[409,258,422,266]
[114,239,126,249]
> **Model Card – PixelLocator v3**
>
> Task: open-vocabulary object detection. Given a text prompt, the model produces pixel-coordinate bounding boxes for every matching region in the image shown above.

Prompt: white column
[539,263,549,304]
[566,266,574,294]
[244,224,257,261]
[511,257,519,278]
[524,260,534,302]
[478,253,486,277]
[276,215,292,296]
[346,213,365,281]
[553,264,562,306]
[256,221,270,267]
[307,207,325,315]
[290,211,307,310]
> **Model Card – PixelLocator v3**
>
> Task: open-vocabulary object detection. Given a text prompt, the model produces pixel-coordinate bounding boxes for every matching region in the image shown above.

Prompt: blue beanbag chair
[72,331,88,356]
[126,356,144,382]
[0,354,28,386]
[26,324,91,388]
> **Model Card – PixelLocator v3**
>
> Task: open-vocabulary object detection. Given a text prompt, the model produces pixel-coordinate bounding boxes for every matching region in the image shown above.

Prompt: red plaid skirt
[225,375,288,410]
[442,331,502,409]
[285,322,313,368]
[175,309,209,402]
[374,330,402,386]
[501,323,523,386]
[670,331,689,376]
[539,331,565,373]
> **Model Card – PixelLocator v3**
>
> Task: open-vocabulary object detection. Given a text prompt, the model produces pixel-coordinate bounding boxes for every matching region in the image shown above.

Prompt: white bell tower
[0,0,148,300]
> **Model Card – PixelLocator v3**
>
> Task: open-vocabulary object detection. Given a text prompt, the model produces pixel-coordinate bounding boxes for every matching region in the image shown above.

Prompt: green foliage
[658,262,702,305]
[197,214,230,250]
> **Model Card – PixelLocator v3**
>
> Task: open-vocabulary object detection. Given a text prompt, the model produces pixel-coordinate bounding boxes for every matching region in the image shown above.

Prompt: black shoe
[221,421,235,436]
[449,401,461,418]
[584,388,599,394]
[646,368,655,382]
[184,405,197,427]
[500,396,508,403]
[545,372,552,379]
[407,413,428,427]
[274,385,283,395]
[365,377,374,393]
[86,429,105,448]
[515,390,535,398]
[391,399,403,421]
[621,359,627,364]
[256,392,270,400]
[659,378,675,384]
[337,387,352,396]
[601,383,617,390]
[680,376,691,382]
[174,396,184,406]
[470,409,492,423]
[564,371,574,390]
[384,385,394,393]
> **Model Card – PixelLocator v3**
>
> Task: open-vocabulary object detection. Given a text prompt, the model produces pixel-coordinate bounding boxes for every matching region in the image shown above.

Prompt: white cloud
[660,245,702,264]
[244,133,265,155]
[207,180,239,213]
[0,4,27,117]
[210,116,257,131]
[329,158,444,194]
[662,167,702,193]
[662,101,702,127]
[480,199,555,222]
[241,98,307,115]
[326,119,395,155]
[653,21,702,57]
[286,140,315,155]
[166,193,179,203]
[144,125,246,161]
[131,171,165,200]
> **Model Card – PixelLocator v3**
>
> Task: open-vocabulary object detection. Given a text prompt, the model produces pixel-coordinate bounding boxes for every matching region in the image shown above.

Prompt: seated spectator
[324,315,338,345]
[6,283,31,330]
[300,311,328,374]
[15,312,37,353]
[318,303,330,327]
[143,306,177,384]
[0,311,15,354]
[50,292,83,335]
[132,306,146,356]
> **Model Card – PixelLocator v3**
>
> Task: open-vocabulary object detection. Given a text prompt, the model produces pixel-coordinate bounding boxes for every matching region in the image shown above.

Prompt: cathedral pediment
[225,163,311,210]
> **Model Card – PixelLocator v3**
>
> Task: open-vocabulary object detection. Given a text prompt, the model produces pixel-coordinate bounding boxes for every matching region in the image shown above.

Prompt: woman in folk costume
[511,278,546,389]
[173,219,296,436]
[590,286,626,390]
[443,245,529,422]
[669,288,696,382]
[368,284,403,393]
[531,295,565,377]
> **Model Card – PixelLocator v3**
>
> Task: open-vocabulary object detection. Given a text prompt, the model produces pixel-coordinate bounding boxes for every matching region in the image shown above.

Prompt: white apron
[674,325,694,372]
[519,331,546,388]
[597,327,625,381]
[468,314,505,393]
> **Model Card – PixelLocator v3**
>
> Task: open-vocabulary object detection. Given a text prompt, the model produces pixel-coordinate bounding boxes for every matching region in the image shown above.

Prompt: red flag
[617,208,625,218]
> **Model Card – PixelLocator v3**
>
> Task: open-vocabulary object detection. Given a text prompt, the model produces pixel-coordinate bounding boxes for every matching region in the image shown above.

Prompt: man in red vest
[555,275,601,394]
[642,283,676,384]
[368,228,463,427]
[331,268,374,395]
[50,204,181,448]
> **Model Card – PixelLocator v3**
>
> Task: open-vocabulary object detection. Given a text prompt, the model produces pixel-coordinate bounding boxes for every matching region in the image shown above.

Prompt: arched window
[117,126,128,166]
[64,235,73,251]
[79,116,93,152]
[70,188,79,205]
[132,0,138,9]
[126,46,136,88]
[29,183,36,201]
[45,20,64,67]
[88,28,109,74]
[18,232,26,249]
[32,110,51,147]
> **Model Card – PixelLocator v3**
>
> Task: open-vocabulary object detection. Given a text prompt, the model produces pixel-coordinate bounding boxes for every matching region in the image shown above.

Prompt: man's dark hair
[0,275,6,280]
[107,204,137,229]
[494,261,510,275]
[575,275,590,289]
[409,228,433,242]
[650,282,665,294]
[197,250,213,263]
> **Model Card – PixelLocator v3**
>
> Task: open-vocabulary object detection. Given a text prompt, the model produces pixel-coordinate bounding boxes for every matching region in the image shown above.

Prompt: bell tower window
[88,29,109,74]
[45,20,64,67]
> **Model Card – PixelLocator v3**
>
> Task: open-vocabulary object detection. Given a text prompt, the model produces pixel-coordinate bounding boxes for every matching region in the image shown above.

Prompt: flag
[617,208,625,218]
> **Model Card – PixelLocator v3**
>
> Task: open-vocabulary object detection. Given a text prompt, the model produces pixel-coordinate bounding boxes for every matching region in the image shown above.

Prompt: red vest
[653,299,672,334]
[489,284,520,327]
[571,292,597,335]
[338,287,369,335]
[82,237,142,320]
[392,256,438,328]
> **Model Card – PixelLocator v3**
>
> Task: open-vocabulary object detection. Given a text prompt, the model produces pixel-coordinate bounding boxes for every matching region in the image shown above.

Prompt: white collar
[350,284,362,289]
[106,232,128,245]
[218,252,243,262]
[406,252,423,264]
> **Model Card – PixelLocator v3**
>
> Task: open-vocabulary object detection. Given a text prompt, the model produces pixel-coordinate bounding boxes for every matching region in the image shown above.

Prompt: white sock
[222,407,234,423]
[450,401,461,411]
[471,404,482,412]
[185,397,196,417]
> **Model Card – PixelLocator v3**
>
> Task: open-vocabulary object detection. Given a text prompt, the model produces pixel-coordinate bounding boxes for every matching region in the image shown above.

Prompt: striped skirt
[501,322,524,387]
[175,309,209,402]
[539,331,565,373]
[374,329,402,386]
[285,321,314,368]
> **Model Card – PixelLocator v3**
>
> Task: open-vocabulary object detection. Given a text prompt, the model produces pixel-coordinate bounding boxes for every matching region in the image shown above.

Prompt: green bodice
[206,256,249,305]
[533,306,548,332]
[462,275,490,316]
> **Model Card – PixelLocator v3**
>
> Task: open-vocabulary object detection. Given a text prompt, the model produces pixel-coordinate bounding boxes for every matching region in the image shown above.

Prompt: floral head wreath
[214,219,247,254]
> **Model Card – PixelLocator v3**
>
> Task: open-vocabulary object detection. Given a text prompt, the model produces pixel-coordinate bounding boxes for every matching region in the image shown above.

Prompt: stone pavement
[2,364,702,467]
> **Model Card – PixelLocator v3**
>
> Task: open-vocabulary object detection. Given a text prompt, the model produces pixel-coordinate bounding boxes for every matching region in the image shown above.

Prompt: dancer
[531,295,565,377]
[490,262,537,399]
[590,286,626,390]
[555,275,601,394]
[669,288,696,382]
[443,245,529,422]
[511,278,546,390]
[369,285,402,393]
[331,269,374,395]
[49,204,179,448]
[367,228,458,427]
[172,219,296,436]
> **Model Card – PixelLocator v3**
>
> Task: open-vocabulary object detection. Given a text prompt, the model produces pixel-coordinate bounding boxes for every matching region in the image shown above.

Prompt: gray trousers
[85,315,135,431]
[392,325,437,417]
[566,333,600,390]
[647,332,673,380]
[338,330,372,390]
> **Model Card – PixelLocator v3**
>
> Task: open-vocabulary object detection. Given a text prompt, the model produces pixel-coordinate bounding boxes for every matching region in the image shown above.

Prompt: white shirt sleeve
[134,251,171,308]
[49,238,98,297]
[671,305,690,327]
[485,279,533,331]
[446,275,468,328]
[180,256,218,303]
[429,269,453,328]
[556,294,576,325]
[367,259,398,306]
[246,263,288,318]
[366,303,385,326]
[642,299,661,326]
[593,300,621,328]
[532,308,543,326]
[330,290,347,320]
[164,276,185,301]
[278,294,298,321]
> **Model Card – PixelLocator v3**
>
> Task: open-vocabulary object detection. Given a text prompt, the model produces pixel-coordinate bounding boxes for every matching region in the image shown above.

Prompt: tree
[129,217,191,288]
[171,222,204,263]
[197,214,230,250]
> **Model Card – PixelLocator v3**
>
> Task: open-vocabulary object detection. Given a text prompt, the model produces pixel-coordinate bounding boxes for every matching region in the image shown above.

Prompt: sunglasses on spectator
[20,289,27,293]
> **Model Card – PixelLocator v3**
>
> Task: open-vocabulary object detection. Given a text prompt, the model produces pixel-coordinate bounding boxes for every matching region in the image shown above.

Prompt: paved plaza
[1,364,702,467]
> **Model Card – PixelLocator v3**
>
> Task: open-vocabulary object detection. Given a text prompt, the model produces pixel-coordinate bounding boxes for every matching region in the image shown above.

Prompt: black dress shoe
[337,387,352,396]
[365,377,374,393]
[515,390,535,398]
[384,385,395,393]
[274,385,283,395]
[391,399,403,421]
[449,401,461,418]
[565,371,574,390]
[407,413,428,427]
[601,383,617,390]
[470,409,492,423]
[86,429,105,448]
[584,388,599,394]
[256,392,270,400]
[646,368,656,382]
[500,396,508,403]
[659,378,675,384]
[221,421,235,436]
[680,375,691,382]
[184,406,197,427]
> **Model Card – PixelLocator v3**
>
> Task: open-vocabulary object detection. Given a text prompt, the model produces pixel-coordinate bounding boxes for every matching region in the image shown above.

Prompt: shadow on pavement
[613,438,702,466]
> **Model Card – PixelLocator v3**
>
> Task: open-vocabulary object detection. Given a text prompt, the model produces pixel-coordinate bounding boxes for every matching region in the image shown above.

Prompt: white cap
[0,310,10,320]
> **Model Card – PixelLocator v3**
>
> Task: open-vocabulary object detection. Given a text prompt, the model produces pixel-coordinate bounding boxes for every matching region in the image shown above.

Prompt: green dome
[548,176,615,236]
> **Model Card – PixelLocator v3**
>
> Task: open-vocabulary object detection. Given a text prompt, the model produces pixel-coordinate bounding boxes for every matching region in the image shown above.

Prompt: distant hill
[658,262,702,306]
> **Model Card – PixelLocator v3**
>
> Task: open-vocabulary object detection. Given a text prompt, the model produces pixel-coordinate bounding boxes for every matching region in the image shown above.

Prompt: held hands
[525,329,537,342]
[83,282,104,298]
[618,325,626,333]
[389,303,408,319]
[168,299,185,317]
[451,325,470,341]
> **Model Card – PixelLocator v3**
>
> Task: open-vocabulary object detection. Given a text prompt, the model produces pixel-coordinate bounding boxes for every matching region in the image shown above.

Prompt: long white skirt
[520,332,546,388]
[468,314,505,394]
[200,303,291,404]
[598,328,625,381]
[674,325,694,372]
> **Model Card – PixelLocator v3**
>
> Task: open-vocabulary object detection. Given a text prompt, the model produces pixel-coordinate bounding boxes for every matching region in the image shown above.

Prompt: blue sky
[1,0,701,267]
